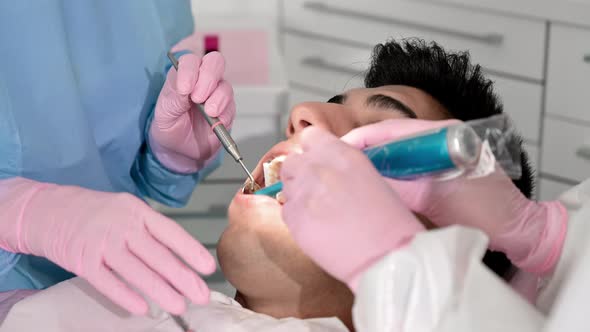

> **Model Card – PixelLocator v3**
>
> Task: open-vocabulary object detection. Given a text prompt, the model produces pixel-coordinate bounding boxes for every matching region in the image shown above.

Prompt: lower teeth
[242,179,261,194]
[242,156,286,196]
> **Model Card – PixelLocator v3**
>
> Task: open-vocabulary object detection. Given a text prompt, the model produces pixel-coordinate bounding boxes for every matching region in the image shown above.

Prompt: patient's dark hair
[364,38,535,279]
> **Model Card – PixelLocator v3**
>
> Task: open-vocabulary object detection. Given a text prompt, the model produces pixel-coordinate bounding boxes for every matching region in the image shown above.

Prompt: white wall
[190,0,278,18]
[188,0,281,49]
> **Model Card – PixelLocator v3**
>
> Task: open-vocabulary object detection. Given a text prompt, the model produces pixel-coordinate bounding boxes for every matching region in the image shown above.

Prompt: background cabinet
[280,0,590,199]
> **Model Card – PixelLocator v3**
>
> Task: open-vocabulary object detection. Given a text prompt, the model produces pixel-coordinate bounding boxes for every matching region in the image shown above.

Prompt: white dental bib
[0,277,347,332]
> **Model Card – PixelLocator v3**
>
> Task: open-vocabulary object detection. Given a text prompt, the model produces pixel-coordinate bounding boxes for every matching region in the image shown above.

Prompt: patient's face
[216,85,448,327]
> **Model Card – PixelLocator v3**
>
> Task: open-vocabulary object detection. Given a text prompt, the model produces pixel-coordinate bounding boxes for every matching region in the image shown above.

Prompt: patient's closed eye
[327,94,346,104]
[365,94,417,119]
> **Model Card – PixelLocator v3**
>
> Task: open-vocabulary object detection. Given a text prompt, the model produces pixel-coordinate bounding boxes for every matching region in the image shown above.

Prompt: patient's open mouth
[241,140,297,196]
[242,155,286,195]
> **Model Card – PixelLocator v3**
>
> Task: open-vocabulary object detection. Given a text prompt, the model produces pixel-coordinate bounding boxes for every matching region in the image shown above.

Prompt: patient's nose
[286,102,354,138]
[286,103,326,137]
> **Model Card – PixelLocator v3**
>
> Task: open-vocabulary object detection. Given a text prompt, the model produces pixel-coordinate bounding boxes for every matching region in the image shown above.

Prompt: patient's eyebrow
[365,94,417,119]
[327,94,347,104]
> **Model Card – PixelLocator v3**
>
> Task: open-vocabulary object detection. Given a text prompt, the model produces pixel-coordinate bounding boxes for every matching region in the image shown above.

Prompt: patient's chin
[216,208,302,302]
[218,235,356,332]
[216,226,258,295]
[219,193,355,330]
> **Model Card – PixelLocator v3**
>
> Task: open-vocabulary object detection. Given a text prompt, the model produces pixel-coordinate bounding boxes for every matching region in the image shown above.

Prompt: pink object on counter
[204,34,219,54]
[172,30,269,85]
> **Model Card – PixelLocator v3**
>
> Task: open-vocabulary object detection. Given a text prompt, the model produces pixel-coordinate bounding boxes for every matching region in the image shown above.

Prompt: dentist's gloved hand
[280,127,425,291]
[0,177,216,316]
[342,119,569,275]
[150,52,236,173]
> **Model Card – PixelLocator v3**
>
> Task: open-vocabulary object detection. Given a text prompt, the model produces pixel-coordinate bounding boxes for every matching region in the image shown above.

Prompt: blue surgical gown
[0,1,218,291]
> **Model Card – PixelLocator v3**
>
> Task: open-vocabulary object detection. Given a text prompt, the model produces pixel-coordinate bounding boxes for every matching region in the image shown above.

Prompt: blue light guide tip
[254,182,283,197]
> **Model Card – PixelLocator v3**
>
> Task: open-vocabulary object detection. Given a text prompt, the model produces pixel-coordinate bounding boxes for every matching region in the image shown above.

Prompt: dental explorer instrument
[171,313,193,332]
[167,52,256,189]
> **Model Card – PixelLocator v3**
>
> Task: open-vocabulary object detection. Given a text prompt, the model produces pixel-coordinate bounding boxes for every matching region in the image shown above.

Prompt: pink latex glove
[342,119,569,275]
[150,52,236,173]
[280,127,425,291]
[0,177,216,315]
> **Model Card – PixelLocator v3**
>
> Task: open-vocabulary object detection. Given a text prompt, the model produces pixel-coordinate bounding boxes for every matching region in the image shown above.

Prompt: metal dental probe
[171,313,193,332]
[167,52,256,190]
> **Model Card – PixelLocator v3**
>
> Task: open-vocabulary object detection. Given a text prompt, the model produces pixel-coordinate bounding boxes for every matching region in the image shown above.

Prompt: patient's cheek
[219,197,329,302]
[218,199,293,284]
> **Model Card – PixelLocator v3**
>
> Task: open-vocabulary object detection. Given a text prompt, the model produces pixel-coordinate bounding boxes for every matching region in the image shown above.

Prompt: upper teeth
[263,155,286,188]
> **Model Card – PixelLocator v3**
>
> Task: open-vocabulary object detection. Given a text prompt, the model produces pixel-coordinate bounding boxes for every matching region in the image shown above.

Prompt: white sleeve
[352,226,544,332]
[542,237,590,332]
[536,179,590,314]
[534,179,590,332]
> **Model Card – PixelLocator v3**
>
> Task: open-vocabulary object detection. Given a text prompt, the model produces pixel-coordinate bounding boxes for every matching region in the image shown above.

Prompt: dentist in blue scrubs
[0,0,237,316]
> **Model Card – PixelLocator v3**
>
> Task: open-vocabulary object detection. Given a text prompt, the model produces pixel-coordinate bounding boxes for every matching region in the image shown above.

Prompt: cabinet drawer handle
[584,54,590,63]
[576,144,590,160]
[303,1,504,45]
[301,56,362,76]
